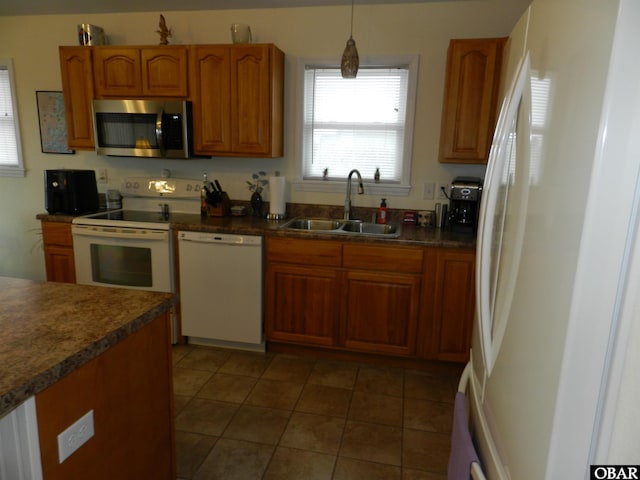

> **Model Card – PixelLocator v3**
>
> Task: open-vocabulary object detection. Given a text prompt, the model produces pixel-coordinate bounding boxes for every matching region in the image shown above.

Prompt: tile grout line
[331,363,358,479]
[174,346,454,479]
[259,356,311,480]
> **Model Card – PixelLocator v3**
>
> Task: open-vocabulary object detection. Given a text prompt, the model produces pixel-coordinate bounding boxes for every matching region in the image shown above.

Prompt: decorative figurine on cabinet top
[156,14,172,45]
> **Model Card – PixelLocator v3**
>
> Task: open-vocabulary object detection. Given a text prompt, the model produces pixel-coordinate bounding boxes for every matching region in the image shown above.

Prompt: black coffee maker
[449,177,482,233]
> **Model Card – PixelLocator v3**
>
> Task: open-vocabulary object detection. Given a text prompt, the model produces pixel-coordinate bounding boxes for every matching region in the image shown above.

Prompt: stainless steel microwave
[92,99,193,159]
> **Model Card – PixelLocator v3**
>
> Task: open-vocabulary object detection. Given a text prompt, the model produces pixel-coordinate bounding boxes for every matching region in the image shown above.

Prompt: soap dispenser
[378,198,388,224]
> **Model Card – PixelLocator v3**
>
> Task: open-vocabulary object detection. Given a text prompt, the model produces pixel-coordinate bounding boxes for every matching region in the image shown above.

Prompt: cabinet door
[439,38,506,164]
[424,248,475,362]
[342,270,420,356]
[141,47,188,97]
[190,45,232,154]
[265,263,340,347]
[42,222,76,284]
[43,246,76,283]
[230,46,272,155]
[59,46,95,149]
[93,47,142,97]
[36,314,174,479]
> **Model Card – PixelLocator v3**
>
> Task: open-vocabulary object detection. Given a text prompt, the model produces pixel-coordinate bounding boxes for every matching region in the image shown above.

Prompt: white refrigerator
[465,0,640,478]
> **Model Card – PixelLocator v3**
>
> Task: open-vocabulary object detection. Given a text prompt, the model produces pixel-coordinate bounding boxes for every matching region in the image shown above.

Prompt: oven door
[71,224,174,293]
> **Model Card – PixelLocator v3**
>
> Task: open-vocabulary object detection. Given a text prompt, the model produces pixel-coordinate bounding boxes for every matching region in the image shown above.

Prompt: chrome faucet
[344,169,364,220]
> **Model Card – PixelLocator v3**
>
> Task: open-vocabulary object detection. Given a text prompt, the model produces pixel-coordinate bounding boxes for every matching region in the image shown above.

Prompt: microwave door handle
[155,109,166,156]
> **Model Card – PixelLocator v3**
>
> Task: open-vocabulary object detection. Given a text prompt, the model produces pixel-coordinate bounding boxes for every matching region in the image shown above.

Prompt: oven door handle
[72,225,169,241]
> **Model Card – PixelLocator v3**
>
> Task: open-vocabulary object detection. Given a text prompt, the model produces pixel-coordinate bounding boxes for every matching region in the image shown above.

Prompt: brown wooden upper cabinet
[438,37,506,164]
[93,46,189,98]
[190,44,284,157]
[59,43,284,157]
[59,46,95,150]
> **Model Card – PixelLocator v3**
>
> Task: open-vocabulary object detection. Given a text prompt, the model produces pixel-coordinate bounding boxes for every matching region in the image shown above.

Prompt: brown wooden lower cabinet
[41,221,76,283]
[43,245,76,283]
[342,269,421,356]
[35,312,175,480]
[265,237,475,363]
[265,263,341,347]
[422,247,476,362]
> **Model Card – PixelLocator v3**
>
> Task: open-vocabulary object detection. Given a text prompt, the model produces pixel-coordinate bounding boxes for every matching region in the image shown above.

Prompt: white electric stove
[72,176,202,343]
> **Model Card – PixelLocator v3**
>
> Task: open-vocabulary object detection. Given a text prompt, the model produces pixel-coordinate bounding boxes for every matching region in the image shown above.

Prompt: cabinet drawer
[266,237,342,267]
[343,243,423,273]
[42,222,73,247]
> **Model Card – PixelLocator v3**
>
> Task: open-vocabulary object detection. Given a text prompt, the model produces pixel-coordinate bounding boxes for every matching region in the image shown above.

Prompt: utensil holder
[207,192,231,217]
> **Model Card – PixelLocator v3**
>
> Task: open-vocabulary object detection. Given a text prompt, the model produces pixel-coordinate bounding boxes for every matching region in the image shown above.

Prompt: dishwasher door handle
[180,236,229,243]
[178,232,262,246]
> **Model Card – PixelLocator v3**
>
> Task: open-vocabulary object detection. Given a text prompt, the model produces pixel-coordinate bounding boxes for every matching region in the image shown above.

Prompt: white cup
[106,189,122,210]
[230,24,252,44]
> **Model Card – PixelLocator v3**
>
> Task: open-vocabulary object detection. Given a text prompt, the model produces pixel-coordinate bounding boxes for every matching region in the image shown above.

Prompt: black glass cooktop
[84,210,171,223]
[72,209,174,229]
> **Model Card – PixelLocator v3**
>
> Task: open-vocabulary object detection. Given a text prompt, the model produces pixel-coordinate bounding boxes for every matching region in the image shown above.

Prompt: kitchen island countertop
[0,277,175,418]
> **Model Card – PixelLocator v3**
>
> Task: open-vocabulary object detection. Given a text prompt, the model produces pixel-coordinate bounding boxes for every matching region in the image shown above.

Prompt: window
[296,56,418,195]
[0,58,25,177]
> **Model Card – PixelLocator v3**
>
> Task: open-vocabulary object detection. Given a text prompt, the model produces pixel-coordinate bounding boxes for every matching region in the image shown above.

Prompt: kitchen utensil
[78,24,105,46]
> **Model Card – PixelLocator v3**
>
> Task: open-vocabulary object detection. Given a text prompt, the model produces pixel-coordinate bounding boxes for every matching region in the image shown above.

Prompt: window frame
[294,55,419,196]
[0,58,25,178]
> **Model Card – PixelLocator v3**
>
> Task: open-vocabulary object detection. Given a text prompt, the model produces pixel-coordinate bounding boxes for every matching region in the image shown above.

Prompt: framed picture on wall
[36,91,74,154]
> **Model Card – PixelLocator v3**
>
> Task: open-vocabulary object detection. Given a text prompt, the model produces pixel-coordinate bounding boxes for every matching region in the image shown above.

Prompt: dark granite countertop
[170,213,475,248]
[0,277,175,418]
[37,204,476,249]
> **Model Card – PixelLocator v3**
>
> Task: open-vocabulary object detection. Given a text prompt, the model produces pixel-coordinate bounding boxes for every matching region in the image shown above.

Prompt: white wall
[0,2,524,280]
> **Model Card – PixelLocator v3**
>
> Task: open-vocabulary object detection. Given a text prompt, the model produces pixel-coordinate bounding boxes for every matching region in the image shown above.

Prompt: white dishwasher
[178,231,264,351]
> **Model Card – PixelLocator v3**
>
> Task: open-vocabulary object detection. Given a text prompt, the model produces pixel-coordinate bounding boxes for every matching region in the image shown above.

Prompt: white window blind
[0,59,25,177]
[301,65,411,184]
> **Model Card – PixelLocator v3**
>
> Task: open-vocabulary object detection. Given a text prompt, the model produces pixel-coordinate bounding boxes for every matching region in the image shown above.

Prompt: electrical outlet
[423,182,435,200]
[437,183,450,200]
[57,410,94,463]
[98,168,108,184]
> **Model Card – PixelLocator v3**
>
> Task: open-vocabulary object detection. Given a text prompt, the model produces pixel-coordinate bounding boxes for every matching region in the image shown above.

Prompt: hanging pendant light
[341,0,359,78]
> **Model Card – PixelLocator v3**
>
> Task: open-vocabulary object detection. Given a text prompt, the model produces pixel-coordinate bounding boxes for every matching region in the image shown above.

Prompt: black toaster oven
[44,169,99,215]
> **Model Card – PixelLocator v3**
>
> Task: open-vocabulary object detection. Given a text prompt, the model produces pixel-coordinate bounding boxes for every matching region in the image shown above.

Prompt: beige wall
[0,2,524,280]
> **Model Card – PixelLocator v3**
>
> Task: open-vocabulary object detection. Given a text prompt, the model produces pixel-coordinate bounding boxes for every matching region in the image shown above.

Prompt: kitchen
[0,0,524,281]
[0,2,524,478]
[3,0,640,479]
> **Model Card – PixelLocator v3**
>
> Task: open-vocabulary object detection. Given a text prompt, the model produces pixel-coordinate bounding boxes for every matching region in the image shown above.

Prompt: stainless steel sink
[280,217,401,237]
[341,221,399,235]
[281,218,344,231]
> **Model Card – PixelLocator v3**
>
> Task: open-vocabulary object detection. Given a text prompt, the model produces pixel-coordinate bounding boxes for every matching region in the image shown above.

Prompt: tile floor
[172,344,462,480]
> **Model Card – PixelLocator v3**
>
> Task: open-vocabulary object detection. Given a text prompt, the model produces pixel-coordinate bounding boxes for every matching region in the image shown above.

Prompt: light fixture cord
[350,0,354,37]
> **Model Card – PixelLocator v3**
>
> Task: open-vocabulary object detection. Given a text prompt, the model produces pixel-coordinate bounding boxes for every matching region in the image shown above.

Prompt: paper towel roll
[269,176,286,215]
